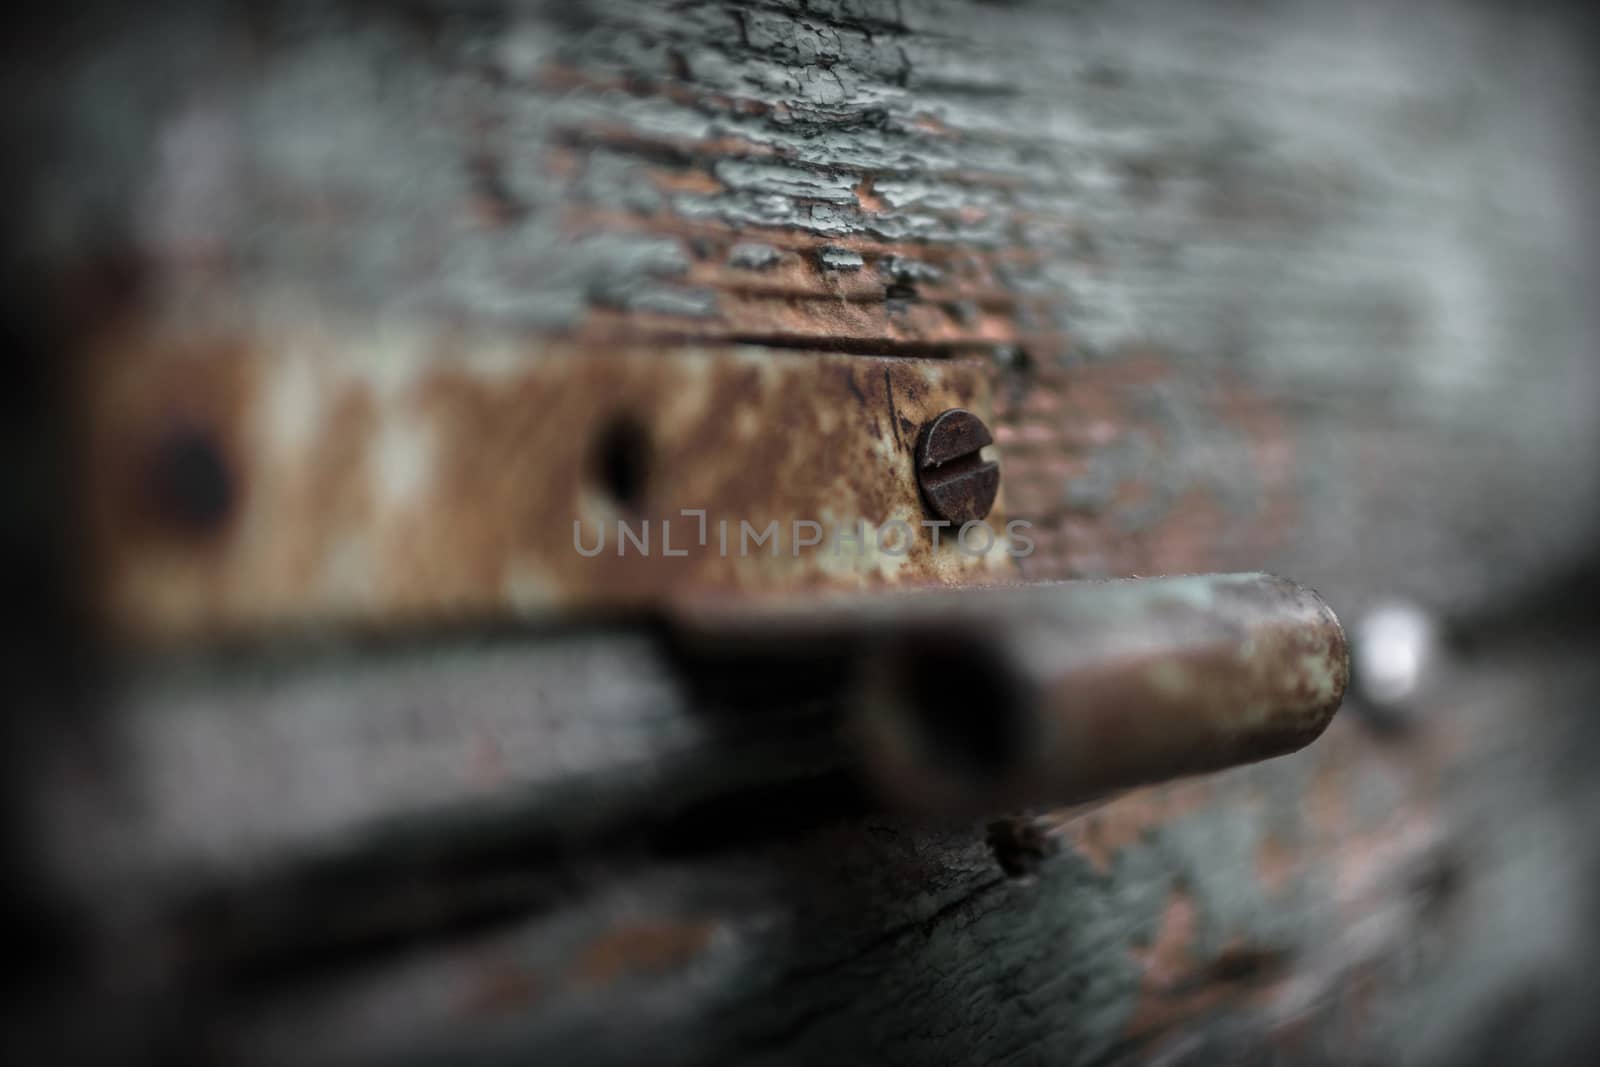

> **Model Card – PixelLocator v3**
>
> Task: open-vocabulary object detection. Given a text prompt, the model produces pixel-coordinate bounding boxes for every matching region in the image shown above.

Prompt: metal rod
[676,573,1349,814]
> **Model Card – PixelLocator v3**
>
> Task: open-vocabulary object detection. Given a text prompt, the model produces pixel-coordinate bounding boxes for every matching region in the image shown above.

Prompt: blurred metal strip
[76,320,1012,642]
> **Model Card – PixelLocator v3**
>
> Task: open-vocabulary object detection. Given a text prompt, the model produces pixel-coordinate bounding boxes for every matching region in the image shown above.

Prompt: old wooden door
[6,2,1599,1065]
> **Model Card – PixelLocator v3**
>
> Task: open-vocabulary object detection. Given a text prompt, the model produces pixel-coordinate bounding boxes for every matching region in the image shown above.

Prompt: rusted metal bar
[76,323,1015,642]
[678,572,1348,814]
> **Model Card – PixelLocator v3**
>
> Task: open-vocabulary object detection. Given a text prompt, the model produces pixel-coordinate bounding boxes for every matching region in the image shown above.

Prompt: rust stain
[1048,780,1215,874]
[1124,886,1222,1042]
[993,359,1298,582]
[647,166,726,197]
[461,963,543,1017]
[854,176,888,213]
[1114,714,1449,1055]
[76,320,1012,642]
[1125,889,1293,1046]
[569,921,717,985]
[1133,884,1199,989]
[1256,831,1295,895]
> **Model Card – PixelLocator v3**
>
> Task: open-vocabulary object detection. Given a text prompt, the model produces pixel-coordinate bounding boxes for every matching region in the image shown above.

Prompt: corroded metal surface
[78,320,1013,640]
[9,1,1600,1066]
[914,408,1000,525]
[680,573,1348,813]
[858,574,1347,813]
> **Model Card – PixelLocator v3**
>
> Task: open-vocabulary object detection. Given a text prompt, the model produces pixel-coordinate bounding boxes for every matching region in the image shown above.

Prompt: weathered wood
[172,652,1600,1067]
[30,0,1599,622]
[9,1,1600,1065]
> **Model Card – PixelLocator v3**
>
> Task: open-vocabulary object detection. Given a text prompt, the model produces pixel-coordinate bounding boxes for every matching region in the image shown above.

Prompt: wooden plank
[7,1,1600,1065]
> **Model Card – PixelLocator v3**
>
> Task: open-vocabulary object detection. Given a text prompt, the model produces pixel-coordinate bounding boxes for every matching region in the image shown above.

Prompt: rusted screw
[915,408,1000,524]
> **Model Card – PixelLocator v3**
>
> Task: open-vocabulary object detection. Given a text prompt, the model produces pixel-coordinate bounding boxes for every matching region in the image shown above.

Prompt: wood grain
[9,1,1600,1065]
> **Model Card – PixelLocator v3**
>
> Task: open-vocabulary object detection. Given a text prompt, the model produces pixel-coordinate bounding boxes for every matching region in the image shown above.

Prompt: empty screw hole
[591,415,652,512]
[148,423,234,535]
[986,817,1053,879]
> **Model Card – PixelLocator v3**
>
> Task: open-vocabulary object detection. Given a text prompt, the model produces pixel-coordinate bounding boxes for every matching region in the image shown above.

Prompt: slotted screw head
[916,408,1000,524]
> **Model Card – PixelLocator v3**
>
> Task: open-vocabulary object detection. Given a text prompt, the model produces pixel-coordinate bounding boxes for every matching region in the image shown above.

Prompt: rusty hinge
[77,318,1018,641]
